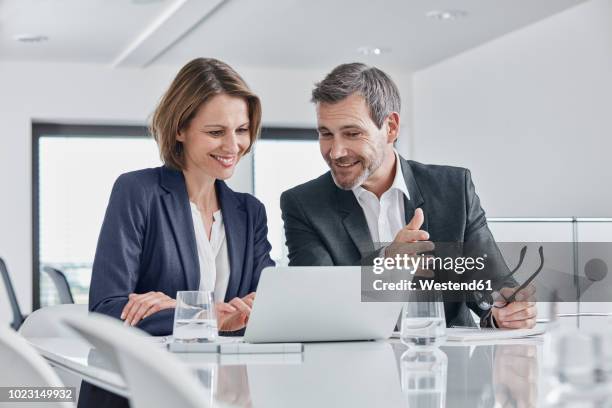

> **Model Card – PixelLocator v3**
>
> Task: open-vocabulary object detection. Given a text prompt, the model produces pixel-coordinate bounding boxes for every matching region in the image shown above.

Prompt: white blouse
[189,203,230,303]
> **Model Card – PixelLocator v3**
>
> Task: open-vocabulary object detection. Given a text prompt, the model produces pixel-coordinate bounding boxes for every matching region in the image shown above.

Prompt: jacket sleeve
[88,173,173,336]
[249,198,275,292]
[462,169,516,323]
[281,189,335,266]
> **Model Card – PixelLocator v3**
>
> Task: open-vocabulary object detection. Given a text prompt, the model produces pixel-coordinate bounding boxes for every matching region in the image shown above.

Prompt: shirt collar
[352,149,410,200]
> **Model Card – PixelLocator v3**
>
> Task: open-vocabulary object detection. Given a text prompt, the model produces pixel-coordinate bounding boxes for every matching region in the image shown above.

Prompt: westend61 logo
[372,253,487,275]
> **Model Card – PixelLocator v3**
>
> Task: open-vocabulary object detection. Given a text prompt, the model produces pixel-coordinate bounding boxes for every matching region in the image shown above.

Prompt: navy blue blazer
[88,165,274,336]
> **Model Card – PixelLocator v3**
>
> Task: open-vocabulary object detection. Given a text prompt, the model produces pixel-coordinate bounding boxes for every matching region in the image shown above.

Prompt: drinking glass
[173,291,218,343]
[400,348,448,408]
[400,290,446,347]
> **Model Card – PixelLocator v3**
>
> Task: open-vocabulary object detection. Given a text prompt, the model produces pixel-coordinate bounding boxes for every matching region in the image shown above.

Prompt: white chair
[0,326,73,408]
[19,304,89,338]
[18,304,90,404]
[61,313,231,408]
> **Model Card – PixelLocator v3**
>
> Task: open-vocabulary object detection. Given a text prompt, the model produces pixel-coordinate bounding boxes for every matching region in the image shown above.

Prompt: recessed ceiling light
[425,10,468,21]
[13,34,49,43]
[131,0,165,4]
[357,46,391,56]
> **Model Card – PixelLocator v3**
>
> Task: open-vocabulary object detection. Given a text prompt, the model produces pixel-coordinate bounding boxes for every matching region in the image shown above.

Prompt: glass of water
[401,290,446,348]
[400,347,448,408]
[173,291,218,343]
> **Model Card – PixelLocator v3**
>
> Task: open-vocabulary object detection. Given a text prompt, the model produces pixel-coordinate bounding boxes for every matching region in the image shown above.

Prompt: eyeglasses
[475,246,544,310]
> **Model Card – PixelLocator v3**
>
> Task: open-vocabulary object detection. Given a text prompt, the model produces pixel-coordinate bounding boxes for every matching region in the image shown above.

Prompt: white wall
[413,0,611,218]
[0,61,413,319]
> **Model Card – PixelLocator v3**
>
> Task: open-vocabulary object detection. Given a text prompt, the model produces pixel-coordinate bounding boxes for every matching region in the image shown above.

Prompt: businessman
[280,63,536,328]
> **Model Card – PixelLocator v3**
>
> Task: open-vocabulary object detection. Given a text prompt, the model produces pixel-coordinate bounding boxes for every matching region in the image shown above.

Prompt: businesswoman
[88,58,274,336]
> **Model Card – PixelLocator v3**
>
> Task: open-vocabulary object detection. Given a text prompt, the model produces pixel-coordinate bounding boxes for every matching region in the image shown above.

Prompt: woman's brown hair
[150,58,262,170]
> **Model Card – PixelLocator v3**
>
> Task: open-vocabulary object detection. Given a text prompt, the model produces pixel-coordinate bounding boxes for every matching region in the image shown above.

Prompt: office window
[253,129,328,265]
[33,124,161,308]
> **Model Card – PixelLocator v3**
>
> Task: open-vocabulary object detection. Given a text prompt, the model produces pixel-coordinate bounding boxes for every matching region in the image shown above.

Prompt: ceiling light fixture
[357,46,390,56]
[425,10,468,21]
[131,0,165,4]
[14,34,49,43]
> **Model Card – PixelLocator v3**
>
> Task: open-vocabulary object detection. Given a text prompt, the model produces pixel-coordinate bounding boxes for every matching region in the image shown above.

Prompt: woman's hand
[216,292,256,332]
[121,291,177,326]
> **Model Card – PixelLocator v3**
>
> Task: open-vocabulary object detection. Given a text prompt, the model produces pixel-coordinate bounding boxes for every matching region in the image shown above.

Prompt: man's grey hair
[311,63,401,129]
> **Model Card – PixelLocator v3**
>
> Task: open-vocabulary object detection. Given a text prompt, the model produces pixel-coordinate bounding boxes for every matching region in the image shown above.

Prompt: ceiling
[0,0,588,70]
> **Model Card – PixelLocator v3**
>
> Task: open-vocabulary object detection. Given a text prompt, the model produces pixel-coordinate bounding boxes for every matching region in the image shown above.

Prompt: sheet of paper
[445,324,546,341]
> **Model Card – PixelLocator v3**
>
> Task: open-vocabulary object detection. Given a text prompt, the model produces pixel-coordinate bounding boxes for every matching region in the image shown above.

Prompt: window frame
[32,123,150,310]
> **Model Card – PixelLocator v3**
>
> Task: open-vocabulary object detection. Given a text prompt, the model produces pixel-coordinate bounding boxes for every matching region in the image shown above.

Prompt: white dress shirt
[190,203,230,303]
[352,150,410,243]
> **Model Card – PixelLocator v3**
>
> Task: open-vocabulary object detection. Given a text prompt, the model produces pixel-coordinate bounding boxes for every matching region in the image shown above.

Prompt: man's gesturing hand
[385,208,435,277]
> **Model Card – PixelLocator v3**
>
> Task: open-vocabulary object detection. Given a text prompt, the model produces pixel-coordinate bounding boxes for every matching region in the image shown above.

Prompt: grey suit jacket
[280,155,511,327]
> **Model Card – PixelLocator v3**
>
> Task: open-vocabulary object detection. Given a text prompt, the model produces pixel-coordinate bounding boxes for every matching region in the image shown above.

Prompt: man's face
[316,93,393,190]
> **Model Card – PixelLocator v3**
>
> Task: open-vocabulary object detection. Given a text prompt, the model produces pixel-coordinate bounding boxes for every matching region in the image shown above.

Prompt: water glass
[173,291,218,343]
[400,348,448,408]
[546,327,612,403]
[400,290,446,347]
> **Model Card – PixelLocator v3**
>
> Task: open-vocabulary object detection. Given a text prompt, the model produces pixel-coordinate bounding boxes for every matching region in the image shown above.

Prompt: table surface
[29,332,557,408]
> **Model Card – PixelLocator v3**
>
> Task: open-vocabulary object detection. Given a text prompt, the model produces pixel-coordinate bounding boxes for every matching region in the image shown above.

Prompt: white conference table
[28,333,556,408]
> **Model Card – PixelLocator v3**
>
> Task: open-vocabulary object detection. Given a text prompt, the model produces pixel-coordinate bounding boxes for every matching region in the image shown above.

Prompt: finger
[243,292,256,301]
[499,318,535,329]
[494,287,524,306]
[120,292,150,320]
[498,287,517,299]
[216,303,237,314]
[229,297,252,315]
[125,292,158,325]
[392,240,435,255]
[399,229,430,243]
[514,284,536,301]
[495,302,534,320]
[503,306,537,322]
[130,296,165,326]
[406,208,424,230]
[142,299,176,319]
[243,297,254,308]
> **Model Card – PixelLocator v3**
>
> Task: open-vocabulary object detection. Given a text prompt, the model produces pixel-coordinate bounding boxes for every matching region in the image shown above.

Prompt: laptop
[243,266,403,343]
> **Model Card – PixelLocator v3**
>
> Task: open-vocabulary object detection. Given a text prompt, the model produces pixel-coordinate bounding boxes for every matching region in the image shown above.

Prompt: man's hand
[388,208,430,247]
[121,291,176,326]
[491,285,537,329]
[385,208,435,277]
[216,292,256,332]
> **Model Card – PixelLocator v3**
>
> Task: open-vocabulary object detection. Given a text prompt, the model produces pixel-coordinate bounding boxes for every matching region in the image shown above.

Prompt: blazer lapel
[336,188,375,257]
[399,156,428,233]
[216,180,246,302]
[159,166,200,291]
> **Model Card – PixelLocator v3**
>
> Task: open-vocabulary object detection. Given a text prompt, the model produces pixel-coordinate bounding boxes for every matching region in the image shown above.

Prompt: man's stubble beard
[328,143,387,191]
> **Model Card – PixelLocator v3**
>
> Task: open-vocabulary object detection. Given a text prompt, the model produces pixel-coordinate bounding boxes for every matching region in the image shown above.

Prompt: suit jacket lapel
[336,188,375,257]
[399,156,428,232]
[216,180,246,302]
[159,166,200,291]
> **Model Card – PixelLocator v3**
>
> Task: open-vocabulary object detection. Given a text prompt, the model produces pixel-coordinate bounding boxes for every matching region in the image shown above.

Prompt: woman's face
[177,93,251,180]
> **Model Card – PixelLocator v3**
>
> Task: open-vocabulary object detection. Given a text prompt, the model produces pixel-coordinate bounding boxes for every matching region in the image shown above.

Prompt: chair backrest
[0,257,25,330]
[43,266,75,304]
[62,313,228,408]
[19,304,89,338]
[0,327,73,408]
